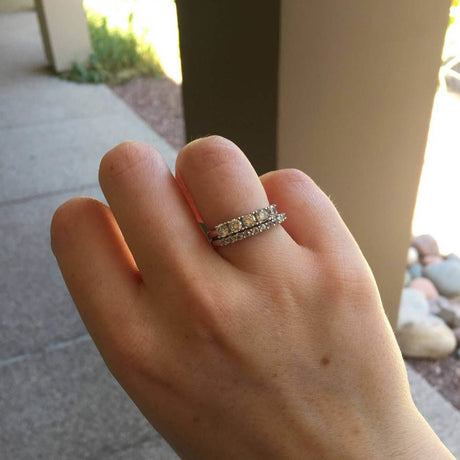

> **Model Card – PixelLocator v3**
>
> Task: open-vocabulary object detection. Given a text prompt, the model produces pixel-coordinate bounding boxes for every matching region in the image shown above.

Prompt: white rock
[396,315,456,359]
[407,246,419,266]
[397,288,429,328]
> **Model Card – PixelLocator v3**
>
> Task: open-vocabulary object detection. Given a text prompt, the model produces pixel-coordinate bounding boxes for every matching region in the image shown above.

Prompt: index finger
[99,141,220,287]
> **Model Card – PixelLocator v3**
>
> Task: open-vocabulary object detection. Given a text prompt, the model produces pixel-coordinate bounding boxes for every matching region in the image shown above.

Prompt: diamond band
[211,214,286,247]
[207,205,286,247]
[209,205,278,240]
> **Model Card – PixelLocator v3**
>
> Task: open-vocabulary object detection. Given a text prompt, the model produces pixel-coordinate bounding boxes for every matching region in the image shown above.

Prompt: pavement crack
[0,183,100,208]
[0,333,91,368]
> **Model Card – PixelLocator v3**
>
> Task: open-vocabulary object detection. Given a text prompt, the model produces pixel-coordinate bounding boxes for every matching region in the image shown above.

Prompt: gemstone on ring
[256,209,269,222]
[229,218,243,233]
[216,224,230,238]
[242,214,257,227]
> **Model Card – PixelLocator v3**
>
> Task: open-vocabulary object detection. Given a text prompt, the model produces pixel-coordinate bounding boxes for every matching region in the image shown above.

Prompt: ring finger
[175,136,294,267]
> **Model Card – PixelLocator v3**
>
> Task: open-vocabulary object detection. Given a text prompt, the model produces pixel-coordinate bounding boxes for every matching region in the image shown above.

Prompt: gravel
[110,76,185,151]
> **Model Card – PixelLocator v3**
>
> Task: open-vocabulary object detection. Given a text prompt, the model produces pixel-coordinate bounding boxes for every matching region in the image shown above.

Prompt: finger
[99,141,219,287]
[175,168,203,222]
[50,197,147,355]
[175,136,293,265]
[260,168,359,253]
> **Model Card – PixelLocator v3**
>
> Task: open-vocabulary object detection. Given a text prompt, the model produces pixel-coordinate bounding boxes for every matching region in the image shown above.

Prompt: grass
[61,8,164,84]
[449,0,459,29]
[443,0,460,61]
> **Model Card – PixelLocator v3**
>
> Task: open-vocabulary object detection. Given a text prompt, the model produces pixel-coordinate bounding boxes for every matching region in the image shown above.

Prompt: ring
[207,205,287,246]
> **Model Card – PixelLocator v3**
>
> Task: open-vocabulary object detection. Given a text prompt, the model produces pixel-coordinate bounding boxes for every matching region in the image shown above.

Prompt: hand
[51,136,453,459]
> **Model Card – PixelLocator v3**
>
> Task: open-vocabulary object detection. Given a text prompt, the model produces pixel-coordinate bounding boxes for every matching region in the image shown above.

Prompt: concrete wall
[278,0,451,327]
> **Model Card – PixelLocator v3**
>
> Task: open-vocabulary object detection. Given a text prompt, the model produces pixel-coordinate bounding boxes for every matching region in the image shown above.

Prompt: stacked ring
[207,205,286,247]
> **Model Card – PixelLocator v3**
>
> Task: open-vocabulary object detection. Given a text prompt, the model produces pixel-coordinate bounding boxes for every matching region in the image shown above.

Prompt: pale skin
[51,136,453,459]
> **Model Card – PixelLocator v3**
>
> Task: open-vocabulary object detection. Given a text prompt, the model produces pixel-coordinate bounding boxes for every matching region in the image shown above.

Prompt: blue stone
[423,260,460,297]
[407,263,423,279]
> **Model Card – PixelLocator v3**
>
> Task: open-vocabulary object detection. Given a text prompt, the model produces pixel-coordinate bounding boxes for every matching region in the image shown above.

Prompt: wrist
[372,406,454,460]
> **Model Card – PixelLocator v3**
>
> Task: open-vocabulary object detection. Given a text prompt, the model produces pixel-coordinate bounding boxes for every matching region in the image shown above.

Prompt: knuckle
[278,168,315,187]
[262,168,318,197]
[180,280,235,343]
[99,141,157,181]
[319,252,369,305]
[50,197,103,251]
[109,324,164,382]
[177,135,241,175]
[276,168,334,210]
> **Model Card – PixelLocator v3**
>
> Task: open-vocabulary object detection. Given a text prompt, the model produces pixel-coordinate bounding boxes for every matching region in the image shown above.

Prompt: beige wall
[2,0,91,72]
[278,0,451,327]
[0,0,34,11]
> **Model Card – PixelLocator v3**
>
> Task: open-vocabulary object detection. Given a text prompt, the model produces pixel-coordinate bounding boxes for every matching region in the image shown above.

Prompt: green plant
[448,0,459,29]
[61,10,164,84]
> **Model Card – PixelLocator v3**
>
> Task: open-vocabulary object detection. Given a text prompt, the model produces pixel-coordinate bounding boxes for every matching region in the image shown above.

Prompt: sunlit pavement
[412,89,460,255]
[0,10,459,460]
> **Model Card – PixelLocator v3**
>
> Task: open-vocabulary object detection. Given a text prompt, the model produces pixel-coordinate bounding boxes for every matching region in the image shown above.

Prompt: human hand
[51,136,453,459]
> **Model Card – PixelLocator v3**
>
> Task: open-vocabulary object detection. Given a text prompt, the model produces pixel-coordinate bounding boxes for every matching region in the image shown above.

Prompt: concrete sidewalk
[0,11,459,459]
[0,11,177,460]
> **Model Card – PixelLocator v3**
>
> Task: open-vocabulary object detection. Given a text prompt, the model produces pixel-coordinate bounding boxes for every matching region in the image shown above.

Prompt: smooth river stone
[453,327,460,344]
[423,260,460,297]
[409,277,439,299]
[427,296,450,316]
[438,301,460,328]
[422,254,444,266]
[396,315,456,359]
[411,234,440,257]
[407,263,423,279]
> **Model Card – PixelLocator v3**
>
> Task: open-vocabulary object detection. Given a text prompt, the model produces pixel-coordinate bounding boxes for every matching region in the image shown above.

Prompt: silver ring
[207,205,286,246]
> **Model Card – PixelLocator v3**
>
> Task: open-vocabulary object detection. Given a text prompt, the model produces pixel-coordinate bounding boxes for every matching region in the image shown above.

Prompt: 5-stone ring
[207,205,286,247]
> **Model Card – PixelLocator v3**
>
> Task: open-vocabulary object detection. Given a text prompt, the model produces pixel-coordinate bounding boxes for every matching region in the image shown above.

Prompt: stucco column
[176,0,451,328]
[277,0,450,327]
[35,0,91,72]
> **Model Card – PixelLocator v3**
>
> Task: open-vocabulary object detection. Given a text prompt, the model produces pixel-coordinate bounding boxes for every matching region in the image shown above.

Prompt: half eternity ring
[207,205,287,247]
